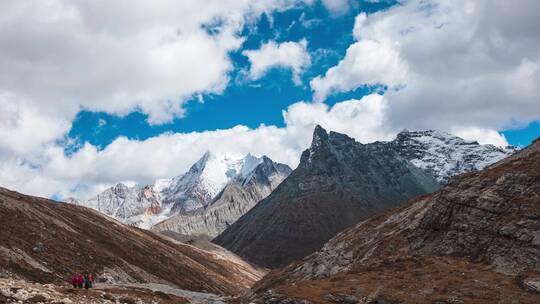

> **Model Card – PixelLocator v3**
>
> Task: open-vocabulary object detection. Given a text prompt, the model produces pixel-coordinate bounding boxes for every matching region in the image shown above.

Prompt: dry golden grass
[275,256,540,303]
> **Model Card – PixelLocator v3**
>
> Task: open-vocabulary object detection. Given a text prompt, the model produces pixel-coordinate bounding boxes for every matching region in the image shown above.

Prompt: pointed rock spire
[189,150,212,173]
[310,125,329,150]
[113,183,129,194]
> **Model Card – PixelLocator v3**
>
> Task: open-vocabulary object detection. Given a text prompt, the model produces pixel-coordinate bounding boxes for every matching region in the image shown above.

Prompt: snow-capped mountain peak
[152,178,172,194]
[160,152,265,213]
[236,153,264,182]
[198,151,263,189]
[390,129,516,184]
[180,151,263,183]
[72,151,290,230]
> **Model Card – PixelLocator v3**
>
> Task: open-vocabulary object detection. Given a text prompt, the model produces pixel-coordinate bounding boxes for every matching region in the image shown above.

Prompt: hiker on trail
[87,272,94,288]
[77,273,84,288]
[70,274,78,288]
[84,273,91,289]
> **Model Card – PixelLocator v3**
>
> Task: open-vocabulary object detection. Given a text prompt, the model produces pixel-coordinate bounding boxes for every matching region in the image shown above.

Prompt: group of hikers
[70,272,94,289]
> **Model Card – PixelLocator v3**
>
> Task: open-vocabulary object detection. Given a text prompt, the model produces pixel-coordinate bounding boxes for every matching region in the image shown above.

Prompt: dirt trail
[97,282,228,304]
[1,277,232,303]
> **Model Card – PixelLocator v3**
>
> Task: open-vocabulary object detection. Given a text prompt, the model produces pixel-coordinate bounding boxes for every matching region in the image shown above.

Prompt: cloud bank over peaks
[1,94,391,200]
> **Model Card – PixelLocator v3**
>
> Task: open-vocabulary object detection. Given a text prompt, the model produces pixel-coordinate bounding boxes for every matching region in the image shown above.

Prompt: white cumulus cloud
[311,36,408,101]
[0,0,313,126]
[243,39,311,85]
[321,0,350,16]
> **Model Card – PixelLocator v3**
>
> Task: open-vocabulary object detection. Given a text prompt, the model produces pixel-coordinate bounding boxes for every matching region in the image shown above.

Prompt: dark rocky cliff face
[214,125,440,268]
[251,138,540,304]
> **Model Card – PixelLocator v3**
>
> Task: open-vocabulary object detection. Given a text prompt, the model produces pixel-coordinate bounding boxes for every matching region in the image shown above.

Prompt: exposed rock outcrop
[78,183,163,229]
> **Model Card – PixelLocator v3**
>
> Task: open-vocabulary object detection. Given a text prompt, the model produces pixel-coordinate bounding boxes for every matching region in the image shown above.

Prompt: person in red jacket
[77,273,84,288]
[70,274,78,288]
[87,272,94,288]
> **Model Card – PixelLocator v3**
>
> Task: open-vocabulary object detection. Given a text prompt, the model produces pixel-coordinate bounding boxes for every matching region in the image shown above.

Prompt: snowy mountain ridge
[71,151,291,229]
[388,129,516,184]
[70,129,515,232]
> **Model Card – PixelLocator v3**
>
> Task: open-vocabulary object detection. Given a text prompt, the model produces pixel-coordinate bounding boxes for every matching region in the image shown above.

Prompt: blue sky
[67,0,538,151]
[69,1,397,149]
[1,0,539,199]
[502,121,540,147]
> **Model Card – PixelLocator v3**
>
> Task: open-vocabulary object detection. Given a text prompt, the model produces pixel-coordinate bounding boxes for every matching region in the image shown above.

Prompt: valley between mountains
[2,125,538,304]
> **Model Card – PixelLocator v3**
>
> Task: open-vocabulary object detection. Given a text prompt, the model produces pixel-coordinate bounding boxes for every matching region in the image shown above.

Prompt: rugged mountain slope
[214,126,440,268]
[78,183,163,229]
[152,156,291,237]
[73,153,291,230]
[388,130,515,184]
[252,137,540,303]
[0,186,264,296]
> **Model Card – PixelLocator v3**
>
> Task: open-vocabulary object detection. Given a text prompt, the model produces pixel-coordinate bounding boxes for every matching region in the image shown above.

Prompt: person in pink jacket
[70,274,78,288]
[77,273,84,288]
